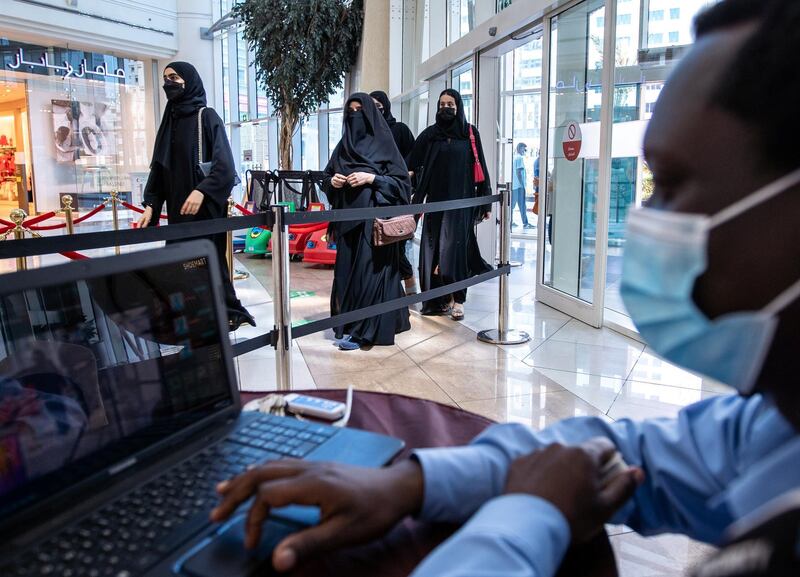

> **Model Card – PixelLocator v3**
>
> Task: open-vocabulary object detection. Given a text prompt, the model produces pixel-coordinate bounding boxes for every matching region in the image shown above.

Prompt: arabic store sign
[2,41,127,82]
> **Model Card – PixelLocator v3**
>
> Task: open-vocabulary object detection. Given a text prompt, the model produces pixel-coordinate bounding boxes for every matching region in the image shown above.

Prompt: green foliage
[233,0,363,119]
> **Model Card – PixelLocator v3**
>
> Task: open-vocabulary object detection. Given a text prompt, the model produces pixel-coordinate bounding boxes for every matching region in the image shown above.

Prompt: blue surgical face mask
[621,168,800,394]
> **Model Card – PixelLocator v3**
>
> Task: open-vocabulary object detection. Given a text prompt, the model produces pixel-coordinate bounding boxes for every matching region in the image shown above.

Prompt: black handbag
[197,107,240,186]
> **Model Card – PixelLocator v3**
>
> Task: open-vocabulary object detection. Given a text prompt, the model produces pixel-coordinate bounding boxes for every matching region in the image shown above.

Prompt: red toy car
[302,228,337,266]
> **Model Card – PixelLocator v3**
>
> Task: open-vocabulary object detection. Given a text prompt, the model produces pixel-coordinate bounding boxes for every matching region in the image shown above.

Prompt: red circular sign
[562,121,582,162]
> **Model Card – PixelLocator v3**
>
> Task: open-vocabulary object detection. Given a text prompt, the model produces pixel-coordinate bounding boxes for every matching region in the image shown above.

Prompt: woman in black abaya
[406,89,492,321]
[324,94,412,350]
[369,90,418,294]
[139,62,255,330]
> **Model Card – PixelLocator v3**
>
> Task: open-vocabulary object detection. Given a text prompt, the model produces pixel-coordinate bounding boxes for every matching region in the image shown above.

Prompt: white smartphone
[284,394,346,421]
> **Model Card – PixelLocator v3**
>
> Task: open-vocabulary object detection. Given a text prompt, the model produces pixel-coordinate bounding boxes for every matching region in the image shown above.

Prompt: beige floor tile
[523,340,642,380]
[610,532,716,577]
[299,343,417,376]
[608,380,724,421]
[548,319,646,351]
[513,295,573,321]
[534,368,625,414]
[393,313,456,350]
[420,358,566,403]
[237,354,316,392]
[628,348,734,394]
[312,365,456,406]
[458,391,606,430]
[404,329,513,366]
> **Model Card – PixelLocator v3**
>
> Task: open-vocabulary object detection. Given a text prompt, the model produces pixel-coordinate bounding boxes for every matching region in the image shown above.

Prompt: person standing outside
[512,143,534,230]
[138,62,255,330]
[370,90,418,294]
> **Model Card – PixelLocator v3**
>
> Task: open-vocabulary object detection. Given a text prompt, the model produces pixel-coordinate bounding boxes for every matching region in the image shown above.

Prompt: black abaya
[142,62,248,320]
[406,89,492,314]
[369,91,416,281]
[324,94,411,346]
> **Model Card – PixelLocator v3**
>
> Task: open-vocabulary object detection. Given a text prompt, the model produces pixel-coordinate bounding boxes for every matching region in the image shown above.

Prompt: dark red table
[240,389,617,577]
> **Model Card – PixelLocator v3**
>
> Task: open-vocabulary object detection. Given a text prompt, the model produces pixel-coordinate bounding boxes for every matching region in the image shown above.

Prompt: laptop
[0,240,404,577]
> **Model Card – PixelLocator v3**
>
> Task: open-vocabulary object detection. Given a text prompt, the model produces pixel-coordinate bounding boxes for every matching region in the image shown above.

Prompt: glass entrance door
[498,33,544,241]
[537,0,611,327]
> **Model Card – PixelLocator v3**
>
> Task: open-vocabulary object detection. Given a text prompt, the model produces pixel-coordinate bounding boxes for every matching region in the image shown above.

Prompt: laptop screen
[0,250,235,524]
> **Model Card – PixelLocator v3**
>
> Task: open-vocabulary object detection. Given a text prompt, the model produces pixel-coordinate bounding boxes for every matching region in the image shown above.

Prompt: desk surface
[239,389,617,577]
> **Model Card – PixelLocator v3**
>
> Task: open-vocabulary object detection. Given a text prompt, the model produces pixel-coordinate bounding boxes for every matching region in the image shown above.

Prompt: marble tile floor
[234,240,732,577]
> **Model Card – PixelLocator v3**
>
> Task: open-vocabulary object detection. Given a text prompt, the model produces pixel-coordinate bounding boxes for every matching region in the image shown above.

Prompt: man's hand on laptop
[210,458,424,571]
[504,438,644,543]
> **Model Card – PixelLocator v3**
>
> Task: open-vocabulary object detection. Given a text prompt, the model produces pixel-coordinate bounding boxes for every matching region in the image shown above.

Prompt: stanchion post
[271,204,293,391]
[226,196,235,283]
[109,190,120,255]
[9,209,28,271]
[61,195,75,235]
[478,186,531,345]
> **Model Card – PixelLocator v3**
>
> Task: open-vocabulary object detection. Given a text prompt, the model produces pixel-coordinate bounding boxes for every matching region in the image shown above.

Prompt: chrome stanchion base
[477,329,531,345]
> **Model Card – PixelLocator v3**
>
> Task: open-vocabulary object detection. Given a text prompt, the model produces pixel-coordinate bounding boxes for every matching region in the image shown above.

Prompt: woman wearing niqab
[406,89,492,321]
[139,62,255,330]
[324,93,412,350]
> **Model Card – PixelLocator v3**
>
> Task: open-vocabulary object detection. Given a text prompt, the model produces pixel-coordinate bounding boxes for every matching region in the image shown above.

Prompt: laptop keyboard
[3,414,337,577]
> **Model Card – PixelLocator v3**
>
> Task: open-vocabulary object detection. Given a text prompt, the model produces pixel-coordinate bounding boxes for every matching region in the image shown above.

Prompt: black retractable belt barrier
[292,266,510,339]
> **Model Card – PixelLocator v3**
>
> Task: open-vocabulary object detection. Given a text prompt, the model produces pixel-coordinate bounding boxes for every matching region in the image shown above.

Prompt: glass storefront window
[447,0,496,45]
[0,39,154,219]
[221,32,230,124]
[238,121,269,176]
[327,111,343,155]
[301,114,319,171]
[236,32,249,121]
[451,61,473,123]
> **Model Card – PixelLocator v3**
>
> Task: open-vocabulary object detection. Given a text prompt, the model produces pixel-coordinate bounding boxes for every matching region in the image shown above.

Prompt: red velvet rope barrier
[26,221,66,231]
[0,225,11,235]
[0,218,13,228]
[235,203,254,216]
[60,251,89,260]
[22,211,58,227]
[120,200,168,219]
[72,203,107,224]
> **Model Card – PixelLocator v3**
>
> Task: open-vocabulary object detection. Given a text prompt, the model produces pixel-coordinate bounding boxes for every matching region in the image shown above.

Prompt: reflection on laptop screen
[0,255,233,522]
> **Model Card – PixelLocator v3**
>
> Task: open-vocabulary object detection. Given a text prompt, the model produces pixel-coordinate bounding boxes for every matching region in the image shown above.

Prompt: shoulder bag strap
[197,107,206,164]
[468,124,479,163]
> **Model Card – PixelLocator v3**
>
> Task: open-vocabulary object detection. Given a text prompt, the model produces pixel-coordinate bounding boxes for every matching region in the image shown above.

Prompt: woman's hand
[346,172,375,187]
[180,190,204,216]
[331,174,348,189]
[482,211,491,221]
[137,206,153,228]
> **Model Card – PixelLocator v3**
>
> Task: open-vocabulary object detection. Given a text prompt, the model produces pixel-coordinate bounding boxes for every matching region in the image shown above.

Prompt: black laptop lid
[0,240,239,534]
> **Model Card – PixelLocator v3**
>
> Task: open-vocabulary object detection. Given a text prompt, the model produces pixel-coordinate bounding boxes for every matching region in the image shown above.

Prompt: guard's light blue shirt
[410,394,800,577]
[512,154,526,191]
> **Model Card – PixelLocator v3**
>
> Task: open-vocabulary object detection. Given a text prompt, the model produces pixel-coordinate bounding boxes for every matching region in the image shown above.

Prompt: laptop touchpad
[180,515,299,577]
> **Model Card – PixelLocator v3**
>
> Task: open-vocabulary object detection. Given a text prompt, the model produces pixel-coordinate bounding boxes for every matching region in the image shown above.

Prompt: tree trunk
[279,102,298,170]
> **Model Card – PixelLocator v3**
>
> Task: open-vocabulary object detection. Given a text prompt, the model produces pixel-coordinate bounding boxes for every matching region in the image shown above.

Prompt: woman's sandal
[450,303,465,321]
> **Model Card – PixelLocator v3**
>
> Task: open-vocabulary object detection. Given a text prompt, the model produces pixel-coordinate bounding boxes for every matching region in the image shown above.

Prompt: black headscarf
[150,61,208,170]
[369,90,396,127]
[328,93,408,182]
[433,88,468,140]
